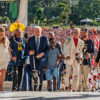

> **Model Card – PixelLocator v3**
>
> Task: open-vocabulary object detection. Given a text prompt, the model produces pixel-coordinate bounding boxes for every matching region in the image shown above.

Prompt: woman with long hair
[0,27,11,91]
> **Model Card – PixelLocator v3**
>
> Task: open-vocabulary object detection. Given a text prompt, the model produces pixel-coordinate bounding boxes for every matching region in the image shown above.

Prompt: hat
[10,21,25,32]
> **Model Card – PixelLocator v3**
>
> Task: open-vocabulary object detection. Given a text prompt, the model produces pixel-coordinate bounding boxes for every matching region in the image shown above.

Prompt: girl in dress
[0,27,11,91]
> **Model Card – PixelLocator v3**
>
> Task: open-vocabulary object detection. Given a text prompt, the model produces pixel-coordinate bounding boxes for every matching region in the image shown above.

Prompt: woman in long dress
[0,27,11,91]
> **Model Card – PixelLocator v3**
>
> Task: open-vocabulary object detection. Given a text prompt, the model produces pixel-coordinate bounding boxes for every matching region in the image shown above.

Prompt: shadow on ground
[20,94,100,100]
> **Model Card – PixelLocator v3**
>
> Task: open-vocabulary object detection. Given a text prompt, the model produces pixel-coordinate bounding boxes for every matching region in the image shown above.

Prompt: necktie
[36,38,39,53]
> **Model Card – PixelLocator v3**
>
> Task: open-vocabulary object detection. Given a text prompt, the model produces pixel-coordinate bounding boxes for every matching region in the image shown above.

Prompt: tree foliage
[69,0,100,24]
[1,0,100,25]
[28,0,70,25]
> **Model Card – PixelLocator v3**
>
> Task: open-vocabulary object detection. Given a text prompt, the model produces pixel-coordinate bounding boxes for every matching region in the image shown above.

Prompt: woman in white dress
[0,27,11,91]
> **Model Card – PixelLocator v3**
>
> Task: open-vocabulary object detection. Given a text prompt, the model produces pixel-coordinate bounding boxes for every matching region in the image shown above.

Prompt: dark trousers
[21,65,32,91]
[12,66,23,90]
[39,70,44,91]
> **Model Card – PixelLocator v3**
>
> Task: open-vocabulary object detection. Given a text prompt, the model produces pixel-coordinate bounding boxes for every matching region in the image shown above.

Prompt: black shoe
[39,85,42,91]
[34,85,37,91]
[12,87,16,92]
[48,88,52,91]
[73,90,75,92]
[16,88,20,91]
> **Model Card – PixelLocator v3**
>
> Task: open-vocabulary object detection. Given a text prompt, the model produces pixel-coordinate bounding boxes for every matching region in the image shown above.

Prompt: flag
[92,29,99,49]
[9,2,18,18]
[93,34,99,49]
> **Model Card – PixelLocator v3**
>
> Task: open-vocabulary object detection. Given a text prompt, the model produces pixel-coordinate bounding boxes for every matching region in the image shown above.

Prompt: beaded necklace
[13,36,23,51]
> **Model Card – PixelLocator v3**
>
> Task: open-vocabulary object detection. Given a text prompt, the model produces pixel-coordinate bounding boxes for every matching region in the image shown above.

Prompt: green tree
[70,0,100,24]
[28,0,70,25]
[42,0,70,25]
[41,0,59,25]
[57,2,70,25]
[0,16,9,24]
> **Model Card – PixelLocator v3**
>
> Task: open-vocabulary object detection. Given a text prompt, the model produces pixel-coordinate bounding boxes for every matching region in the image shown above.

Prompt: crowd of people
[0,23,100,92]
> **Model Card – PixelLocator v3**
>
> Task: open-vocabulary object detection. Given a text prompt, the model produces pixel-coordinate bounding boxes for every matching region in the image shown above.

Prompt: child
[46,38,60,91]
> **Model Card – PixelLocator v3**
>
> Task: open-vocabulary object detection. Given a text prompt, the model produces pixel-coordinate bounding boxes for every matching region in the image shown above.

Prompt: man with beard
[79,28,94,91]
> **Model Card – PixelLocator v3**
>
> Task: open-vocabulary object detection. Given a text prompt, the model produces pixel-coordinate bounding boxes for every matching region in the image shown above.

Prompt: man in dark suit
[27,26,49,91]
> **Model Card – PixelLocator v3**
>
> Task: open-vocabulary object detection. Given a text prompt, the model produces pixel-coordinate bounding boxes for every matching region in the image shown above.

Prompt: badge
[18,43,22,51]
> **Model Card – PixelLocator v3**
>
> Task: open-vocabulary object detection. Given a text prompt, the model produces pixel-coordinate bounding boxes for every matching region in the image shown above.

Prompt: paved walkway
[0,91,100,100]
[3,81,48,91]
[0,81,100,100]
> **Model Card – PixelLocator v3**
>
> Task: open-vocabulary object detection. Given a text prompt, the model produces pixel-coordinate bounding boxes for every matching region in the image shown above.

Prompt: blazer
[63,37,84,65]
[27,35,50,70]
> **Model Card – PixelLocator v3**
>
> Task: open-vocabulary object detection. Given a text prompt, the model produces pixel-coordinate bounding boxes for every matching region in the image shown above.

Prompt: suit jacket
[63,37,84,65]
[27,35,50,70]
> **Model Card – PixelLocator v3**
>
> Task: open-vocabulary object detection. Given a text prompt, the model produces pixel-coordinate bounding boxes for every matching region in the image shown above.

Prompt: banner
[9,2,18,18]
